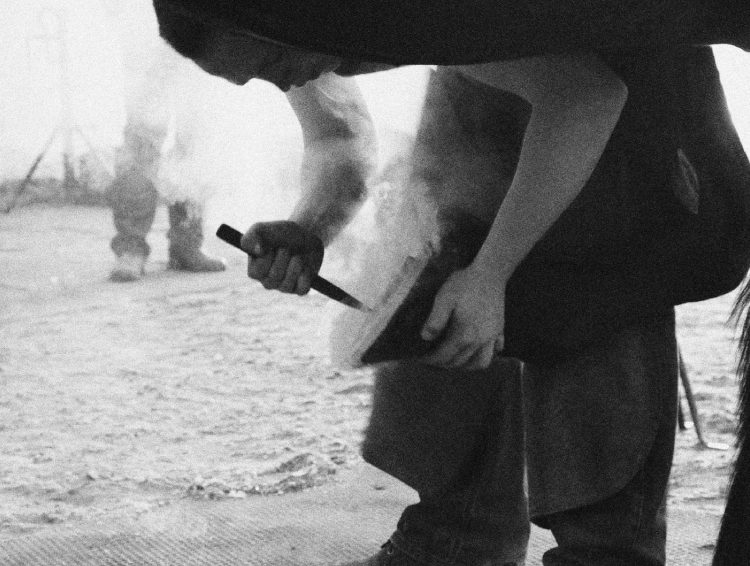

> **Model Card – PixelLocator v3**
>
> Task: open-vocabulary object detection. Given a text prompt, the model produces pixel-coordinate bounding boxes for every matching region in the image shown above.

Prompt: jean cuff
[389,530,457,566]
[389,531,526,566]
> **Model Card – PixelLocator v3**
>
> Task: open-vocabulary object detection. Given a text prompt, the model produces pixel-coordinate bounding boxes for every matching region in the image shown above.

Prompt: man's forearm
[455,54,628,281]
[474,87,627,280]
[290,139,374,245]
[286,74,377,246]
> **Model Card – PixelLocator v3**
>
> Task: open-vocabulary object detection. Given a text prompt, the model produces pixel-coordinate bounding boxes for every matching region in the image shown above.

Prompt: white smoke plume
[326,126,445,368]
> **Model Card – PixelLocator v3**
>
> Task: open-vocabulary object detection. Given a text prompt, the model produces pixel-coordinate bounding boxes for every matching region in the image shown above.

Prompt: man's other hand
[240,221,324,295]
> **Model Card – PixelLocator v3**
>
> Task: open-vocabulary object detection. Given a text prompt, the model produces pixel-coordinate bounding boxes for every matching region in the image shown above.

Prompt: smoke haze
[1,2,748,266]
[0,0,429,229]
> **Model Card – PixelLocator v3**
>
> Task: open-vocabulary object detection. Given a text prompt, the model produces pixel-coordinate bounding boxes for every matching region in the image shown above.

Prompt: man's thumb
[421,302,450,341]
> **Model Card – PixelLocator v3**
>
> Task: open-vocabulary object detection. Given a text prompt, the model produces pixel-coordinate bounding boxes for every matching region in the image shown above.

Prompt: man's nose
[227,72,251,85]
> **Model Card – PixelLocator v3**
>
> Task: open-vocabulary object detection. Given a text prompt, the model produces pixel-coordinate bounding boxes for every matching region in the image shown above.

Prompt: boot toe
[337,541,421,566]
[109,253,146,282]
[168,251,226,273]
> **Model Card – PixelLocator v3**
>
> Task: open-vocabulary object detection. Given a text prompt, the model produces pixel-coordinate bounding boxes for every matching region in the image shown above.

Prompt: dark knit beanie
[152,0,748,65]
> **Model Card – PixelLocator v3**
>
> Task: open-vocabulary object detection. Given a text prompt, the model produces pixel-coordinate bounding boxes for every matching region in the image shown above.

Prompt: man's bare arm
[241,72,377,294]
[421,54,628,368]
[456,53,627,281]
[286,72,377,245]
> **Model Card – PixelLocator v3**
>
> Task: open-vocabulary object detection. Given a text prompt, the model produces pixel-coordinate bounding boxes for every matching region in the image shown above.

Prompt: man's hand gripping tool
[216,223,371,312]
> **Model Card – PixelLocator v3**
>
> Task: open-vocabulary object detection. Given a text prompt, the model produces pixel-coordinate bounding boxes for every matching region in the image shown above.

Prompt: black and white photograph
[1,1,750,564]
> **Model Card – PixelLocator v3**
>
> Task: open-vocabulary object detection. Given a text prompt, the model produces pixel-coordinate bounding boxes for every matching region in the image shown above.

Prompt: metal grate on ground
[0,465,720,566]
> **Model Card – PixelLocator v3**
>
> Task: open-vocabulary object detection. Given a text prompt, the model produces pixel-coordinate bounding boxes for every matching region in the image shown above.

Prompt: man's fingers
[420,332,464,367]
[240,231,264,257]
[248,253,274,280]
[463,343,495,371]
[448,344,479,368]
[427,340,495,370]
[295,271,313,295]
[264,248,292,289]
[278,256,304,293]
[493,334,505,355]
[421,299,452,342]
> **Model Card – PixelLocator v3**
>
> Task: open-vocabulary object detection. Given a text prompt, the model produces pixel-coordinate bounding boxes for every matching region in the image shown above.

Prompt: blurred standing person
[102,0,225,281]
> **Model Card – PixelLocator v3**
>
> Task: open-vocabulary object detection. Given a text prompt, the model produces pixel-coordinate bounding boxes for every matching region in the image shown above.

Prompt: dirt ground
[0,203,742,538]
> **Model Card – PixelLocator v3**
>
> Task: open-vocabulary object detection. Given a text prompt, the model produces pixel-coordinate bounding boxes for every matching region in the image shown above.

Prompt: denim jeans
[363,319,676,565]
[529,315,677,566]
[537,469,668,566]
[365,358,529,566]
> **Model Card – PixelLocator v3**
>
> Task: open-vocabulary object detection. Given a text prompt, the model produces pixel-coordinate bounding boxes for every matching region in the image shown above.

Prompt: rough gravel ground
[0,204,741,538]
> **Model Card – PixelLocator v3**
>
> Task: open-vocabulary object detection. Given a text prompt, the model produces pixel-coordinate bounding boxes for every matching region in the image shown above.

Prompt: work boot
[166,200,226,272]
[340,540,523,566]
[339,541,422,566]
[109,252,146,282]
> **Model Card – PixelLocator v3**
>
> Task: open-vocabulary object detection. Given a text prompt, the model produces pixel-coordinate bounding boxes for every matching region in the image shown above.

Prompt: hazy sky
[1,0,748,186]
[0,0,428,183]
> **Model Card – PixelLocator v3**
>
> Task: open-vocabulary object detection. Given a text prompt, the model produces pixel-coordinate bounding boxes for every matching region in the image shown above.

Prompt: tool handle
[215,223,369,312]
[215,224,250,254]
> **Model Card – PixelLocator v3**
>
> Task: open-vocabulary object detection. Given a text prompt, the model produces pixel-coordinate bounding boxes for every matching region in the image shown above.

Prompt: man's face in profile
[193,27,344,91]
